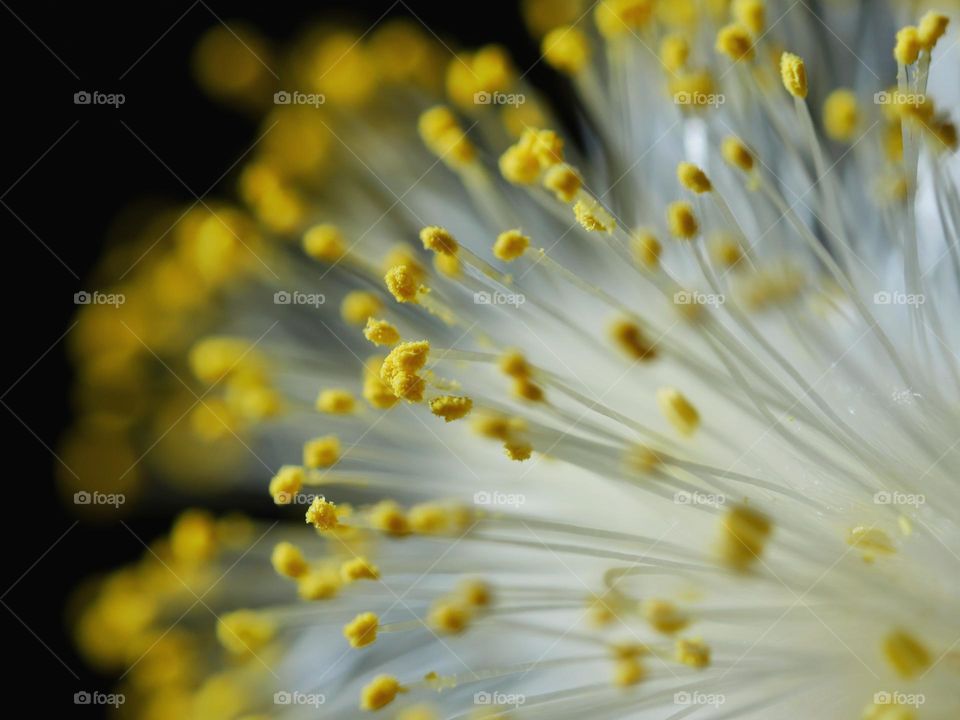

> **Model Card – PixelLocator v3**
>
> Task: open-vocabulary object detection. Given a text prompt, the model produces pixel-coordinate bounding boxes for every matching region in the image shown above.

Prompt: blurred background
[0,0,560,714]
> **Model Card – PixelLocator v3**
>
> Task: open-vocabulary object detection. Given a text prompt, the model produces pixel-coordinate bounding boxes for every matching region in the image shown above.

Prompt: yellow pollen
[499,349,531,378]
[360,675,404,711]
[918,11,949,51]
[383,246,426,283]
[408,502,451,534]
[302,224,346,262]
[657,387,700,435]
[542,26,591,74]
[675,637,711,668]
[710,235,745,268]
[380,340,430,402]
[631,230,662,268]
[823,89,860,142]
[343,612,379,648]
[721,136,755,172]
[677,162,713,193]
[429,395,473,422]
[385,265,424,303]
[499,143,541,185]
[363,318,400,347]
[171,509,218,564]
[216,610,275,655]
[659,34,689,72]
[428,600,471,634]
[574,199,617,232]
[526,128,565,167]
[882,630,931,679]
[341,291,383,325]
[419,226,459,256]
[269,466,303,505]
[733,0,765,35]
[613,656,646,686]
[305,496,339,530]
[847,526,896,557]
[610,319,658,361]
[779,51,808,98]
[894,26,922,65]
[303,435,340,468]
[595,0,654,38]
[316,388,356,414]
[458,578,492,607]
[666,201,700,239]
[363,356,400,410]
[368,499,411,536]
[189,337,255,384]
[513,377,545,403]
[340,556,380,583]
[433,252,461,278]
[297,569,341,600]
[471,413,513,441]
[719,504,772,570]
[504,440,533,461]
[271,541,308,578]
[543,163,583,202]
[493,229,531,261]
[642,599,690,634]
[418,105,459,147]
[624,444,662,473]
[716,23,755,61]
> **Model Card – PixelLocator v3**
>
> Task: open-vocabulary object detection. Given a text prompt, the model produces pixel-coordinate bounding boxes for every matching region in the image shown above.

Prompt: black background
[0,0,559,714]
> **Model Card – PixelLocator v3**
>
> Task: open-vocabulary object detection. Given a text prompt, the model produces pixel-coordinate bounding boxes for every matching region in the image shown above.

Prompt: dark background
[0,0,555,714]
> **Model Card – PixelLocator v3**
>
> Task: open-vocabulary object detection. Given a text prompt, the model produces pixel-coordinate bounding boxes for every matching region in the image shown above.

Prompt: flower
[68,3,960,719]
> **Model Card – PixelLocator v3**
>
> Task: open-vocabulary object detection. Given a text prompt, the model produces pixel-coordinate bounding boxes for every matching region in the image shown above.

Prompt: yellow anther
[302,224,346,262]
[446,44,515,108]
[883,630,931,679]
[344,612,379,648]
[458,578,492,607]
[779,51,808,98]
[669,70,717,109]
[657,0,697,27]
[823,89,860,142]
[504,440,533,461]
[499,143,541,185]
[428,599,471,634]
[613,656,646,686]
[721,136,755,172]
[433,252,461,278]
[418,105,459,147]
[675,637,711,668]
[471,413,513,441]
[499,349,531,379]
[433,127,477,168]
[677,162,713,193]
[513,377,545,402]
[385,265,424,303]
[216,611,275,655]
[269,466,304,505]
[369,499,411,536]
[631,230,662,268]
[595,0,654,37]
[611,642,650,660]
[171,509,218,564]
[271,542,308,578]
[733,0,765,35]
[420,226,459,256]
[363,318,400,347]
[847,526,896,556]
[429,395,473,422]
[659,34,690,73]
[380,340,430,402]
[610,318,658,361]
[719,505,772,570]
[575,198,616,232]
[894,26,922,65]
[383,246,426,283]
[363,356,399,409]
[524,128,565,168]
[658,386,700,435]
[360,675,404,711]
[709,235,745,268]
[930,119,958,152]
[408,502,450,534]
[189,337,254,384]
[666,201,700,240]
[624,444,662,473]
[716,23,755,61]
[493,229,531,261]
[341,291,383,326]
[642,599,689,634]
[544,163,583,202]
[316,388,356,414]
[542,25,591,74]
[341,556,380,583]
[305,496,339,530]
[297,569,341,600]
[918,11,949,51]
[293,439,337,476]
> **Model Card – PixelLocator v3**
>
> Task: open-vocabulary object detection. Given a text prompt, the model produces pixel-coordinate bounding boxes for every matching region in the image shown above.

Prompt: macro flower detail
[64,2,960,719]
